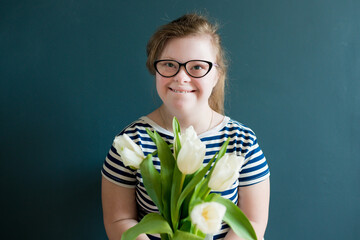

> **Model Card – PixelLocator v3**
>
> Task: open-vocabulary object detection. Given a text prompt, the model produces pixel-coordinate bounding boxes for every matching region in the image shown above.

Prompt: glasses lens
[156,60,179,77]
[186,61,211,78]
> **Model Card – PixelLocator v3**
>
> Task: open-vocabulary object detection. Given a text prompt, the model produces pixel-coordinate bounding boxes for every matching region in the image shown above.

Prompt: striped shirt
[102,116,270,240]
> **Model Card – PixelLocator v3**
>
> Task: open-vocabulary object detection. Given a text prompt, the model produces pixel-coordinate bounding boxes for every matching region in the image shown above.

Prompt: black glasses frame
[154,59,218,78]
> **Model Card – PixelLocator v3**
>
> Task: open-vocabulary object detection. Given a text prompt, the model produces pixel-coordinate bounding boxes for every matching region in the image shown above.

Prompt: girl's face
[155,35,219,115]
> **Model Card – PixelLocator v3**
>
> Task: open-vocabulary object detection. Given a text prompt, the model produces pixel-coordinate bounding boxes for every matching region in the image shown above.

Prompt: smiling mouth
[169,87,195,94]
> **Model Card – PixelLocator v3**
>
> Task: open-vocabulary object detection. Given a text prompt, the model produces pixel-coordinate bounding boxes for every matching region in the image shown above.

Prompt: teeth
[172,89,191,93]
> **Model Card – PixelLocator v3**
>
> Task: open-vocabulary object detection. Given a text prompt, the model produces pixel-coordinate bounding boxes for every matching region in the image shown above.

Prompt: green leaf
[146,128,157,143]
[179,187,193,220]
[160,233,171,240]
[172,117,182,157]
[179,219,192,232]
[206,137,230,180]
[217,137,230,159]
[210,194,257,240]
[173,230,204,240]
[196,138,230,199]
[170,163,185,229]
[169,116,185,229]
[153,130,176,223]
[140,155,163,213]
[121,213,173,240]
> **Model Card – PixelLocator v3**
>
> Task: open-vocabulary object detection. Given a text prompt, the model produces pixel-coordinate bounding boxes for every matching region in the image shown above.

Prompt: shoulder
[115,117,173,150]
[117,117,152,136]
[221,117,258,143]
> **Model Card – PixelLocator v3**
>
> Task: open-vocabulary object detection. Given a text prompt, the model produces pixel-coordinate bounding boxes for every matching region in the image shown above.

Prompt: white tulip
[208,154,244,191]
[190,202,226,234]
[176,126,206,174]
[113,134,145,169]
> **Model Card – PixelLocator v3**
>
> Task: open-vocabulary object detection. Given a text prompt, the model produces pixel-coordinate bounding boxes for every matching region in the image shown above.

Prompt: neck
[159,105,214,134]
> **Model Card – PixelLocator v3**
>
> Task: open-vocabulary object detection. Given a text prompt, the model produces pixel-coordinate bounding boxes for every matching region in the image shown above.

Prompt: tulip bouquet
[114,118,257,240]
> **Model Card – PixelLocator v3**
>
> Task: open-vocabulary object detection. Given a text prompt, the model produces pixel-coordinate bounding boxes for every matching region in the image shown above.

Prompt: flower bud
[208,154,244,191]
[176,126,206,174]
[113,134,145,169]
[190,202,226,234]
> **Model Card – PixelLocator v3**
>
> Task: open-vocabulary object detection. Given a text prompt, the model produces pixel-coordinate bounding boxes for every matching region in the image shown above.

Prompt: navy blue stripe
[220,124,255,135]
[212,186,237,196]
[242,156,266,173]
[102,169,137,186]
[221,223,230,230]
[245,145,261,159]
[136,195,158,212]
[157,131,174,140]
[206,146,247,156]
[141,144,157,150]
[235,147,249,154]
[228,191,238,202]
[147,234,160,240]
[125,128,154,137]
[103,160,135,178]
[236,140,252,148]
[205,138,253,151]
[129,122,153,129]
[136,188,157,206]
[201,131,254,142]
[239,168,270,182]
[110,145,119,155]
[214,232,227,240]
[206,150,219,156]
[107,151,123,165]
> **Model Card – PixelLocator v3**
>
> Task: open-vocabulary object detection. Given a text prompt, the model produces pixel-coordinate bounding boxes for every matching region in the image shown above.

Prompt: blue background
[1,0,359,239]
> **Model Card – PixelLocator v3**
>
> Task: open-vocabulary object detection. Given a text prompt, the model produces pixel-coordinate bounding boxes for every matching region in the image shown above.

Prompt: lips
[169,87,195,94]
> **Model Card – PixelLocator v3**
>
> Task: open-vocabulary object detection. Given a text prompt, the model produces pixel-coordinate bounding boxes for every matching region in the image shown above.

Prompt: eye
[192,65,203,70]
[162,61,177,68]
[189,62,208,71]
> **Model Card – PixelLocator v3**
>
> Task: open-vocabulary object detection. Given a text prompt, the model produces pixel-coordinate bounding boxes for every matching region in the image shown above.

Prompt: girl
[102,13,270,240]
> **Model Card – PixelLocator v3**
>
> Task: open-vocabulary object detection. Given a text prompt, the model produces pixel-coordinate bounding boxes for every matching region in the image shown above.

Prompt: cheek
[155,78,162,94]
[205,72,219,90]
[155,76,168,95]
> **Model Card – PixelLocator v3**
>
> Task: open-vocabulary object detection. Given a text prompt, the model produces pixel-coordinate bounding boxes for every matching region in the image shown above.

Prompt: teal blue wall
[1,1,359,239]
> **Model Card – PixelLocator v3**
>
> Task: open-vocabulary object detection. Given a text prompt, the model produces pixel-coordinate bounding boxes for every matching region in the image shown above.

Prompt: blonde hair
[146,13,228,114]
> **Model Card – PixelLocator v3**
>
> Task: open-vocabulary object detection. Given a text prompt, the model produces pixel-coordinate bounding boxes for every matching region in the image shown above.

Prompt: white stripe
[239,172,270,187]
[243,155,266,169]
[102,162,136,183]
[241,164,269,178]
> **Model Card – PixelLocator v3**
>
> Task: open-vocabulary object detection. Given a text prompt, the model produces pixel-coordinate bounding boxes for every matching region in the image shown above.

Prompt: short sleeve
[238,132,270,187]
[101,142,137,188]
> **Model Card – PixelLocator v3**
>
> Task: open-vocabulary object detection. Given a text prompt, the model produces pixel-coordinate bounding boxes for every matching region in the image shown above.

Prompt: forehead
[159,34,217,62]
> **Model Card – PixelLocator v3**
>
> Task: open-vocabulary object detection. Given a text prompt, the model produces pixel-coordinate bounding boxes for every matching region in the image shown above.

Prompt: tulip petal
[120,147,143,168]
[177,139,205,174]
[208,154,244,191]
[112,134,145,169]
[121,134,145,158]
[190,202,226,234]
[176,126,206,175]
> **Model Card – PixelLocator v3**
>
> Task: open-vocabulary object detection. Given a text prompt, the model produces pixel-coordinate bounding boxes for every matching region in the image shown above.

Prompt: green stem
[150,144,173,157]
[179,173,186,191]
[171,173,186,230]
[202,188,212,200]
[194,227,199,236]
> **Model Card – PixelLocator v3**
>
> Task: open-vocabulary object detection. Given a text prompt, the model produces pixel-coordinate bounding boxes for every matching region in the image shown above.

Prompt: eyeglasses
[154,59,218,78]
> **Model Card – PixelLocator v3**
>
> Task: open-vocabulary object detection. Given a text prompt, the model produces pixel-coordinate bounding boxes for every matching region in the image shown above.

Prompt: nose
[174,66,191,83]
